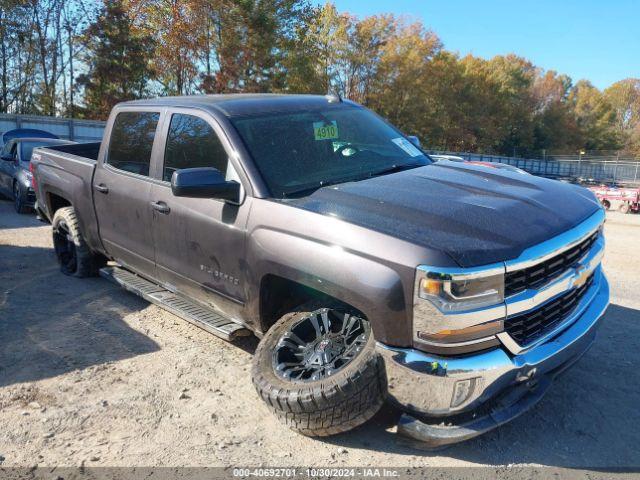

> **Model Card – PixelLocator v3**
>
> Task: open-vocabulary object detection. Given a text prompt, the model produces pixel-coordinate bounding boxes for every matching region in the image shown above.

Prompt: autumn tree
[365,19,441,139]
[124,0,200,95]
[531,70,578,152]
[0,1,36,112]
[570,80,621,151]
[76,0,155,119]
[604,78,640,155]
[230,0,311,92]
[282,3,350,94]
[0,0,636,159]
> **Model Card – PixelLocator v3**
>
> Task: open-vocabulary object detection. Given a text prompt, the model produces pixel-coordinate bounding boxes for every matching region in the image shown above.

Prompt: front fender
[246,227,411,346]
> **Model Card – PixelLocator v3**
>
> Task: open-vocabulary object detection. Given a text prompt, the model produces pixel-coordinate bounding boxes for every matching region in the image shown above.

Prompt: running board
[99,266,250,341]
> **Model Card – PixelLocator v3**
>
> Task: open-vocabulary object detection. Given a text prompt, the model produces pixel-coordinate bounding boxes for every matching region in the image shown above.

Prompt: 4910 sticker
[313,121,339,141]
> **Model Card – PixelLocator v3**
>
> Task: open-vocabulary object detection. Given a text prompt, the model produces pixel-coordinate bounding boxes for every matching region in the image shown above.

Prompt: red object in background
[589,185,640,214]
[467,161,498,169]
[29,162,37,191]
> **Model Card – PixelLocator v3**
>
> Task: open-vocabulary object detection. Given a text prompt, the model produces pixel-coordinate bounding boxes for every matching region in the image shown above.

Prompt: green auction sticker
[313,121,339,141]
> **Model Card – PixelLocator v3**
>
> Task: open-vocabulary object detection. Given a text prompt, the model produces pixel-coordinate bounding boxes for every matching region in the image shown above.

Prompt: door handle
[151,201,170,214]
[95,184,109,194]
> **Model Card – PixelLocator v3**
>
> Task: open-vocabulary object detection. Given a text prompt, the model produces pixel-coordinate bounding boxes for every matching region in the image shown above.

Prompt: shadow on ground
[0,243,160,388]
[0,199,41,229]
[326,303,640,470]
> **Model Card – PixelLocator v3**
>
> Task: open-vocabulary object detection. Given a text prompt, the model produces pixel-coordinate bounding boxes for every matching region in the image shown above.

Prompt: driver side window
[1,143,16,160]
[163,114,229,182]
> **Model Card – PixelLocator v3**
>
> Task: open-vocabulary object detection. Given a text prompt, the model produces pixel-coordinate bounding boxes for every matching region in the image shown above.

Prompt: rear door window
[162,114,228,182]
[107,111,160,176]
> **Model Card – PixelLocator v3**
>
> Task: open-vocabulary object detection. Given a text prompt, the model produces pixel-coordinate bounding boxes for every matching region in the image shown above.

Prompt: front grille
[505,273,594,346]
[505,231,599,296]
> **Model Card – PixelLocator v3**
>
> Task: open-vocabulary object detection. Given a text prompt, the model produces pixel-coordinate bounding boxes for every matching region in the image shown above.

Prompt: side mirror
[407,135,421,148]
[171,167,240,202]
[1,153,14,162]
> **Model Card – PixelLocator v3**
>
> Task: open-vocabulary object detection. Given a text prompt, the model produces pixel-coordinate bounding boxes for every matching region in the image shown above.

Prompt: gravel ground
[0,199,639,471]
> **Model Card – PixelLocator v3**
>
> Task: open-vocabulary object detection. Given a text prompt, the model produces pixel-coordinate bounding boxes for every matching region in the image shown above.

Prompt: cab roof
[117,94,358,118]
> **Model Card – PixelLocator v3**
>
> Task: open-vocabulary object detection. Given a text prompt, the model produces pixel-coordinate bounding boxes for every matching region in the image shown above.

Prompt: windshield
[229,104,430,197]
[20,140,67,162]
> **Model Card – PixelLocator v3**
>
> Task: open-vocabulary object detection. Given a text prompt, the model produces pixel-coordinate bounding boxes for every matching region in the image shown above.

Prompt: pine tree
[76,0,155,119]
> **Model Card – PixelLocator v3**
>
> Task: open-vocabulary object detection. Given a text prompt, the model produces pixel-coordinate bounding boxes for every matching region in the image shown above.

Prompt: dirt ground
[0,198,639,471]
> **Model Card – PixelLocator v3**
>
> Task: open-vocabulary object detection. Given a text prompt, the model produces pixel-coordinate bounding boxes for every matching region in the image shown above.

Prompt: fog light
[451,378,478,408]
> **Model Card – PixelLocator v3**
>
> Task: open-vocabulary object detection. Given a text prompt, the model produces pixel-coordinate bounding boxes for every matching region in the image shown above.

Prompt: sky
[329,0,639,90]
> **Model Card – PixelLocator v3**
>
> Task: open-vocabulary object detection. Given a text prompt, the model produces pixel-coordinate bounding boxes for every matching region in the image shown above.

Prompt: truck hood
[285,161,601,267]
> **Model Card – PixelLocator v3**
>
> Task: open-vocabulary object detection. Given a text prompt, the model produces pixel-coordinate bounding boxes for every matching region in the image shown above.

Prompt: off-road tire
[52,206,105,277]
[13,182,30,214]
[252,305,386,437]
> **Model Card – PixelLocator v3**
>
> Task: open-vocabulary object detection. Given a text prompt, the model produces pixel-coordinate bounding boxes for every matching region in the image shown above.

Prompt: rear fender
[36,163,103,253]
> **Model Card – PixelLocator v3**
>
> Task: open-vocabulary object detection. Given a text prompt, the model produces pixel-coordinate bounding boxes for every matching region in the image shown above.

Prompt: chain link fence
[427,150,640,186]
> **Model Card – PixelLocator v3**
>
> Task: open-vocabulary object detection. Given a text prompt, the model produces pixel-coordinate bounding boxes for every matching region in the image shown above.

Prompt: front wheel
[52,206,105,277]
[252,306,386,437]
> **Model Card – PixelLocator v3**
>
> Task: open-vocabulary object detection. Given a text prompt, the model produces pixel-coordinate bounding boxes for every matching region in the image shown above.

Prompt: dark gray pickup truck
[31,94,609,447]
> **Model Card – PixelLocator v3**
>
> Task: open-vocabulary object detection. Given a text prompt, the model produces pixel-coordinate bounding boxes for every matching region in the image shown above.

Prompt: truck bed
[41,142,101,161]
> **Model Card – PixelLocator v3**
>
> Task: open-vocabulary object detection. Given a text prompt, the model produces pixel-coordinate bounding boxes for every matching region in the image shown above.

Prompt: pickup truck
[31,94,609,447]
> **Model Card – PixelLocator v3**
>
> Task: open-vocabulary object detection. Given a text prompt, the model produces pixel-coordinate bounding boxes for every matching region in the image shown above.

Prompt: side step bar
[99,266,250,341]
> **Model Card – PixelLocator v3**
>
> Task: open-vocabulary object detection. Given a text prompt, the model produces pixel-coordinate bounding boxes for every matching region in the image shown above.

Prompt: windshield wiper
[282,179,353,198]
[368,163,425,178]
[282,163,425,198]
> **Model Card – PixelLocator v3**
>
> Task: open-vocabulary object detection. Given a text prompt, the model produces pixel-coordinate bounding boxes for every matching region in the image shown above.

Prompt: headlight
[413,265,506,355]
[418,268,504,312]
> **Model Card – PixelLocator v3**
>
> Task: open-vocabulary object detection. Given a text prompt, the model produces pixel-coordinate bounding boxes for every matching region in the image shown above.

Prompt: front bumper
[377,268,609,418]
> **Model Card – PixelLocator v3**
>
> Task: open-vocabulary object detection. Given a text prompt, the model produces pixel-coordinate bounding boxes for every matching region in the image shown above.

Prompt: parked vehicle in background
[31,94,609,448]
[589,185,640,214]
[466,160,529,174]
[432,154,529,175]
[429,154,465,162]
[0,137,74,213]
[1,128,59,147]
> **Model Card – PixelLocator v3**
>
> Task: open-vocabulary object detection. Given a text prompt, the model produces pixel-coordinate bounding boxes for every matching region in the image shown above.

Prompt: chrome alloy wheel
[272,308,370,382]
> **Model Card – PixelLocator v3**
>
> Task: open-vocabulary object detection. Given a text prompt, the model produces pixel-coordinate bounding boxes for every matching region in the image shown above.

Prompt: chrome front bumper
[377,268,609,417]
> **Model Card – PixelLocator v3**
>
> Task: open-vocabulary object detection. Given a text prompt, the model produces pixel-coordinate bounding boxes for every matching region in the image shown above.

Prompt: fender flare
[247,228,410,344]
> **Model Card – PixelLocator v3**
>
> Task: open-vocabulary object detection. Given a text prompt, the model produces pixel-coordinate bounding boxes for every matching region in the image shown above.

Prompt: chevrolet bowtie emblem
[573,264,590,288]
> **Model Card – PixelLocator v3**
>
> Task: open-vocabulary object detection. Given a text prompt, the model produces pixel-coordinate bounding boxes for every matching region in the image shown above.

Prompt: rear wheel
[619,202,631,214]
[252,305,386,437]
[52,206,105,277]
[13,182,30,214]
[601,199,610,210]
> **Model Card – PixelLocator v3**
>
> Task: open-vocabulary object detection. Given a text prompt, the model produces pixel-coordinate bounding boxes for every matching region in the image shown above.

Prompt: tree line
[1,0,639,157]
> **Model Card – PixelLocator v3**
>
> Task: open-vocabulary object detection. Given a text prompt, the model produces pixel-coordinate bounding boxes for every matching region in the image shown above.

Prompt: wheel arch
[258,274,367,332]
[47,192,72,216]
